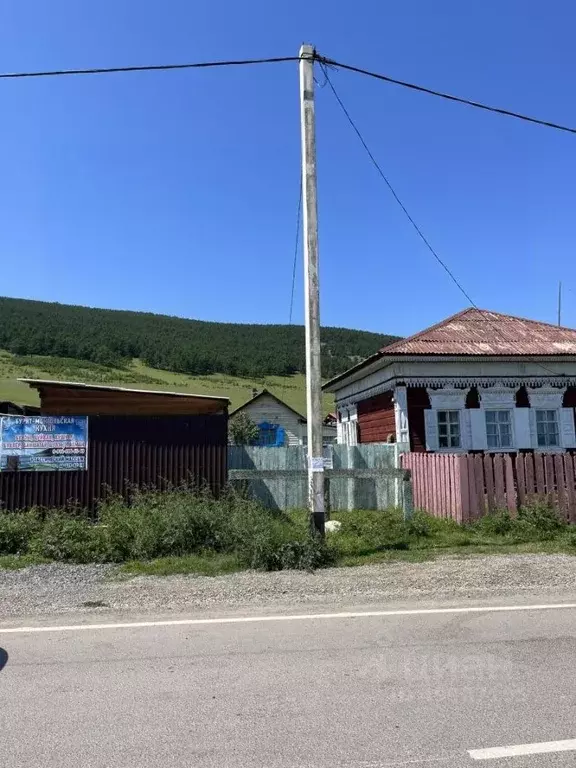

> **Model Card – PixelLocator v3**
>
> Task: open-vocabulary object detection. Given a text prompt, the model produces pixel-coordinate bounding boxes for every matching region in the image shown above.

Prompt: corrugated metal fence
[402,451,576,523]
[0,414,227,514]
[229,444,411,512]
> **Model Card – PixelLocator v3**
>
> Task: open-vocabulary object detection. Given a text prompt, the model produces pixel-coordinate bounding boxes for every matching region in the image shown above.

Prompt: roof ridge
[381,307,576,357]
[475,308,576,333]
[380,307,476,354]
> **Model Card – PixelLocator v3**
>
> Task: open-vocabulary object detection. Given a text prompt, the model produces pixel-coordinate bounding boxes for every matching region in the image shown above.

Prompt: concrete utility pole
[299,44,325,536]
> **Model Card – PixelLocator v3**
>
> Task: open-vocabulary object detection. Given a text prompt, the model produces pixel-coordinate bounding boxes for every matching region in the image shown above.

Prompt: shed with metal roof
[19,379,229,416]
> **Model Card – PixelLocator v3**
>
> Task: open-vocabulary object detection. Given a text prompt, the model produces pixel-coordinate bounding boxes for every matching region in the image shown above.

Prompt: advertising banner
[0,416,88,471]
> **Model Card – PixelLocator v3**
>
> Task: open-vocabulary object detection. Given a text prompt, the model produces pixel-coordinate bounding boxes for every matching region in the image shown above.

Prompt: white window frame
[477,386,517,452]
[437,409,462,450]
[527,387,566,452]
[426,388,469,452]
[534,409,560,449]
[484,408,514,451]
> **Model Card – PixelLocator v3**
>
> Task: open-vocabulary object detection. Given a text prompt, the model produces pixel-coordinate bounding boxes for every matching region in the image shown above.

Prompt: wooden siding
[35,385,226,416]
[357,391,395,443]
[237,393,304,446]
[407,386,430,452]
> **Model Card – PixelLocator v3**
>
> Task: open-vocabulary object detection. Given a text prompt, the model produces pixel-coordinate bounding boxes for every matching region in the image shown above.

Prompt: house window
[256,422,285,447]
[535,410,559,447]
[437,410,460,448]
[485,410,512,449]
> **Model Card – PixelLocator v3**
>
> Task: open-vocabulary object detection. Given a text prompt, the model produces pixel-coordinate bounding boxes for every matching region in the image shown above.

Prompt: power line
[4,48,575,138]
[2,50,575,139]
[321,64,565,378]
[289,180,303,324]
[0,55,300,80]
[320,64,476,306]
[316,54,576,136]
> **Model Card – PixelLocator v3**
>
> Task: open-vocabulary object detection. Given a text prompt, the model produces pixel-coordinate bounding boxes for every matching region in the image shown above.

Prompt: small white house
[324,308,576,453]
[230,389,337,447]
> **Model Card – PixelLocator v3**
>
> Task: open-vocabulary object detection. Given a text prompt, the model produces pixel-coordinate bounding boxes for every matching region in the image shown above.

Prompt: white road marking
[469,739,576,760]
[1,601,576,635]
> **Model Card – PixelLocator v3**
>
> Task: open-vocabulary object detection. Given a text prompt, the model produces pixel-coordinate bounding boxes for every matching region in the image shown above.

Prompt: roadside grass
[334,540,576,568]
[328,506,576,567]
[119,553,244,577]
[0,494,575,576]
[0,554,50,570]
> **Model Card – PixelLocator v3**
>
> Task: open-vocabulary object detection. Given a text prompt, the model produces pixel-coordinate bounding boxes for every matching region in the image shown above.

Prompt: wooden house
[324,308,576,453]
[230,389,337,447]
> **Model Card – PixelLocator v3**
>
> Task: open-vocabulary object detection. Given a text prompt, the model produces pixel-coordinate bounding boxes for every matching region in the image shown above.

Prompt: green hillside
[0,297,399,413]
[0,297,397,380]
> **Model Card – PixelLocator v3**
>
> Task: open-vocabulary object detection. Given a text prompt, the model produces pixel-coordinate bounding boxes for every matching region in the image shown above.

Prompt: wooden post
[299,44,325,535]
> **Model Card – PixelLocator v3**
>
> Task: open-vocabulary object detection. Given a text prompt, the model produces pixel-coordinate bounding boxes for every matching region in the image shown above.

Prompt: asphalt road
[1,598,576,767]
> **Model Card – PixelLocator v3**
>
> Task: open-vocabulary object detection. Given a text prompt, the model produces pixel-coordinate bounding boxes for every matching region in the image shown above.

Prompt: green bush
[473,510,514,537]
[515,500,566,541]
[333,509,410,557]
[99,489,230,561]
[30,514,109,563]
[245,529,333,571]
[97,488,330,571]
[225,495,321,570]
[407,510,432,538]
[0,510,41,555]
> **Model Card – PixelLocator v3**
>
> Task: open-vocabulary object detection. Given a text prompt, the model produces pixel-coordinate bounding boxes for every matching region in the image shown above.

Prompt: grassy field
[0,350,335,415]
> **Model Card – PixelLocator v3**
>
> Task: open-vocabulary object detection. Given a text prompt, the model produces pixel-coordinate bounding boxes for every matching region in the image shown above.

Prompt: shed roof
[324,308,576,390]
[18,379,229,403]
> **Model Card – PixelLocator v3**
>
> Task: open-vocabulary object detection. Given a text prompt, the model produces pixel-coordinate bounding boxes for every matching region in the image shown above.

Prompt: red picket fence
[401,452,576,523]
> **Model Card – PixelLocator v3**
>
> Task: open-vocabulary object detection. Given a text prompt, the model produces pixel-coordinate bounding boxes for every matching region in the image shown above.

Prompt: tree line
[0,297,399,379]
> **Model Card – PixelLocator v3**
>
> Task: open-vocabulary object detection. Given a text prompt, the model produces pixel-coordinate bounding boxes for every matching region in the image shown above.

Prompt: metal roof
[323,308,576,391]
[18,379,230,402]
[380,308,576,356]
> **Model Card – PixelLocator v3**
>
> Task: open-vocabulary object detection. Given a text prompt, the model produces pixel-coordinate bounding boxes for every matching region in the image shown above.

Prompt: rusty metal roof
[381,308,576,356]
[323,308,576,391]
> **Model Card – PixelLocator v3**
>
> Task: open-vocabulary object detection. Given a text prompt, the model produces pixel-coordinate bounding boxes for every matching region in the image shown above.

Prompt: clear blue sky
[2,1,576,337]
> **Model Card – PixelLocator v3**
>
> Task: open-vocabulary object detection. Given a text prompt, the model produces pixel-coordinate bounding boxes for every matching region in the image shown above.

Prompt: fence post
[402,469,413,521]
[457,455,470,524]
[504,454,516,515]
[565,454,576,523]
[555,454,567,521]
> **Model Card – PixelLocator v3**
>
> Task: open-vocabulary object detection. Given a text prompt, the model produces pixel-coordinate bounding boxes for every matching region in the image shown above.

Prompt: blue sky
[2,1,576,337]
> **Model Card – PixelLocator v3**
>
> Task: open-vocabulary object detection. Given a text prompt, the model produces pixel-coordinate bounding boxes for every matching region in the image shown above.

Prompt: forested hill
[0,297,399,380]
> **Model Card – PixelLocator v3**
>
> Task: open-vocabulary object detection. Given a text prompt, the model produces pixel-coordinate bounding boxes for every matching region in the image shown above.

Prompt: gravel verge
[2,554,576,620]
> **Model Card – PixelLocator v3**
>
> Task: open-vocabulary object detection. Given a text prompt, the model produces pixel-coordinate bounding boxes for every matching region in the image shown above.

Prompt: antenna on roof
[558,280,562,326]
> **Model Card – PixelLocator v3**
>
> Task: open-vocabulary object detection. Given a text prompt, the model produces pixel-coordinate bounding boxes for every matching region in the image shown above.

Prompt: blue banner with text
[0,416,88,471]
